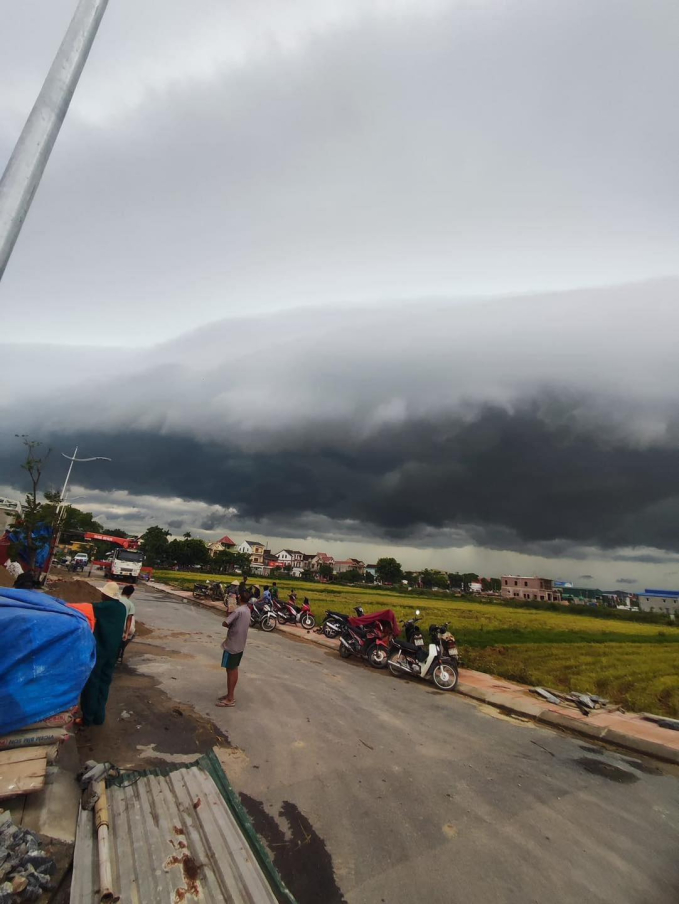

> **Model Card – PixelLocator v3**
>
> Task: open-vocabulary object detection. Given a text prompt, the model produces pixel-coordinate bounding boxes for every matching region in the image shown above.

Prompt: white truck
[106,548,144,583]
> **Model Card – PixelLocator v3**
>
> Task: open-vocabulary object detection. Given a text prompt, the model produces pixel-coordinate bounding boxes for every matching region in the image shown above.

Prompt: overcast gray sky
[1,0,678,588]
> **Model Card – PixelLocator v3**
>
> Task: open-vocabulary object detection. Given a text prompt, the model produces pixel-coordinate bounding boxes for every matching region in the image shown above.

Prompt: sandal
[215,700,236,707]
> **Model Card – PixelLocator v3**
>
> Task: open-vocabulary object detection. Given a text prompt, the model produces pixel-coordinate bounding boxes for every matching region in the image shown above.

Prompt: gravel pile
[0,811,56,903]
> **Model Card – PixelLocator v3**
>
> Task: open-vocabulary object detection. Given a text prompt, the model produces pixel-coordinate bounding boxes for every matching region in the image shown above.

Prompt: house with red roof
[207,535,236,557]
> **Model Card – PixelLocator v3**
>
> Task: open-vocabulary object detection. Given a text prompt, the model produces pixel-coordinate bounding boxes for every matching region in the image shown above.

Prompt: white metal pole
[60,446,78,505]
[0,0,110,281]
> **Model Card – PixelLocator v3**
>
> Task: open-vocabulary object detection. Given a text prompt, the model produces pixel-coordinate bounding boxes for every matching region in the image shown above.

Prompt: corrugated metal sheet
[71,764,284,903]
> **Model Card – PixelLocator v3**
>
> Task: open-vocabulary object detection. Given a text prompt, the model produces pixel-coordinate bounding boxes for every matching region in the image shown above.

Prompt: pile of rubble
[0,811,56,903]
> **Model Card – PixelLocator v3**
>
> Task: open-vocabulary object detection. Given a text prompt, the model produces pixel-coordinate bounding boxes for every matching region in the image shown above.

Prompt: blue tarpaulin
[7,523,53,570]
[0,589,96,734]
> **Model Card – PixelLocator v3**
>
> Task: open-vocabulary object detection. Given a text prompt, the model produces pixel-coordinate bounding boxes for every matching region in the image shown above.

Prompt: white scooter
[387,611,459,690]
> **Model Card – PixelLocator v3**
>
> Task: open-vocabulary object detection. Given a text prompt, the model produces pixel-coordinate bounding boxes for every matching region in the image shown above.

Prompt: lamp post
[44,446,111,580]
[0,0,110,281]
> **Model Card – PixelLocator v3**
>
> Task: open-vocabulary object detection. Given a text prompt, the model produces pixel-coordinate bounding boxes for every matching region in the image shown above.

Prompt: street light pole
[0,0,110,282]
[44,446,112,581]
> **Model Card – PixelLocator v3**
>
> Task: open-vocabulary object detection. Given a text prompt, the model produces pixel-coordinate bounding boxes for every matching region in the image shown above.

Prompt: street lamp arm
[61,454,112,463]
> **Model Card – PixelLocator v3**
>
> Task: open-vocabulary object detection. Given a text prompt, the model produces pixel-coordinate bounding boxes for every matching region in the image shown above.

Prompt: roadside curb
[144,580,679,766]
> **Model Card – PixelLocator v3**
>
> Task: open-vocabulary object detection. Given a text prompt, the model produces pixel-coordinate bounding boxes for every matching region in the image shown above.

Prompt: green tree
[338,568,364,583]
[375,557,403,584]
[140,525,171,567]
[404,571,418,586]
[364,570,375,584]
[318,563,334,580]
[302,568,316,581]
[167,537,210,568]
[420,569,448,590]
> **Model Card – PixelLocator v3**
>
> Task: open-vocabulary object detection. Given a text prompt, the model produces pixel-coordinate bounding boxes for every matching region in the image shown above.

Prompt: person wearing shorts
[217,592,251,707]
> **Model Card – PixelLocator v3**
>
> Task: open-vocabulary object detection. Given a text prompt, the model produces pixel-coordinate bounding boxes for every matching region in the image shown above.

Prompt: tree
[167,537,210,568]
[375,557,403,584]
[364,570,375,584]
[318,563,334,581]
[140,525,170,567]
[214,550,252,576]
[338,568,364,583]
[302,568,316,582]
[404,571,418,587]
[10,437,52,576]
[420,569,448,590]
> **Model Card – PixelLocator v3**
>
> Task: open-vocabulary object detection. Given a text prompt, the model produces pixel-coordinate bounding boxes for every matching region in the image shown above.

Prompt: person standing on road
[118,585,136,663]
[271,581,279,602]
[217,591,251,707]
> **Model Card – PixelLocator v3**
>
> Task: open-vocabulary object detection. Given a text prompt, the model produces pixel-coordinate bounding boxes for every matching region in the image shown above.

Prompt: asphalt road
[127,586,679,904]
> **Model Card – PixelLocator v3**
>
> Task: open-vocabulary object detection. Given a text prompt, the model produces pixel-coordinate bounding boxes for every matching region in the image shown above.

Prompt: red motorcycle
[338,609,399,669]
[273,596,316,629]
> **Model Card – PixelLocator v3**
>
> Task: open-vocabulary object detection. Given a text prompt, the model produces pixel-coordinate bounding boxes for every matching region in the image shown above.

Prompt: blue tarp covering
[7,523,53,570]
[0,589,96,734]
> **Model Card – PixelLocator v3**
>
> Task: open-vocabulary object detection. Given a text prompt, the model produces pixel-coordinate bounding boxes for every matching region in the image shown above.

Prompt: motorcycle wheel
[261,614,277,632]
[432,661,459,690]
[388,653,406,677]
[367,644,388,669]
[276,612,288,625]
[339,643,352,659]
[323,623,339,638]
[250,615,256,628]
[300,613,316,630]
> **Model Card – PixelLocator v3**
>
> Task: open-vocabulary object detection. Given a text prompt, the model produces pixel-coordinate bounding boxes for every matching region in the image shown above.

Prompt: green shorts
[221,650,243,670]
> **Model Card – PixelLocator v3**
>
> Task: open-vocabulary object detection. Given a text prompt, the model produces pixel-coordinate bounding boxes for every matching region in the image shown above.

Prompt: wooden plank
[0,747,49,766]
[0,749,48,799]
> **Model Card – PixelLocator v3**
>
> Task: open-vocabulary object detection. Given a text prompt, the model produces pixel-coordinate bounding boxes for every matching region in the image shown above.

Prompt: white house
[238,540,265,565]
[277,549,304,569]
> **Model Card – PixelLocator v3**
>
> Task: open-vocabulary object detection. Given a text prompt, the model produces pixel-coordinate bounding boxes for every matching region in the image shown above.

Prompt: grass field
[154,571,679,716]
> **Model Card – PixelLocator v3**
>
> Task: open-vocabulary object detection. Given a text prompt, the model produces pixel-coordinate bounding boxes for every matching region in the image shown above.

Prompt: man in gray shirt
[217,591,251,707]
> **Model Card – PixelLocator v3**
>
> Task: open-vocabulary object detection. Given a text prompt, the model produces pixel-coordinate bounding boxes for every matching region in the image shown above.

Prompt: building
[263,550,280,571]
[637,589,679,616]
[309,553,334,572]
[501,575,561,602]
[333,559,366,575]
[276,549,305,570]
[0,497,21,534]
[237,540,265,566]
[207,535,236,557]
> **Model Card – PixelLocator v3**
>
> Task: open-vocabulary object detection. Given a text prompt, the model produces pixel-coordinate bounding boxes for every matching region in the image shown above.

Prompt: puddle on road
[620,756,664,776]
[574,757,639,783]
[239,794,347,904]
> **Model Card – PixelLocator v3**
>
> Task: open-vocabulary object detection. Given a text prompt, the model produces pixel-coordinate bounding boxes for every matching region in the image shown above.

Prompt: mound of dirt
[0,565,14,588]
[46,578,105,603]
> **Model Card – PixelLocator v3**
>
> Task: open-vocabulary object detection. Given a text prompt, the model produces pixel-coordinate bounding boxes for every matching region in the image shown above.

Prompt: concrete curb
[144,581,679,766]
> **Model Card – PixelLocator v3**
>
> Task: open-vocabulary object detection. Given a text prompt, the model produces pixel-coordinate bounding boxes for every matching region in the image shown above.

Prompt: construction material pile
[0,810,56,902]
[44,580,105,604]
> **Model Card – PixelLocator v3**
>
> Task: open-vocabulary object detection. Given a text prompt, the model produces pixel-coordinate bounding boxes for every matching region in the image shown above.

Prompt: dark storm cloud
[3,281,679,558]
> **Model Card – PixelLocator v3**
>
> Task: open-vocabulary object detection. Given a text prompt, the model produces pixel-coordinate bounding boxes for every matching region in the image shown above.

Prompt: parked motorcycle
[338,619,390,668]
[192,581,212,600]
[249,598,277,632]
[387,611,459,690]
[273,596,316,629]
[320,606,365,638]
[209,582,227,603]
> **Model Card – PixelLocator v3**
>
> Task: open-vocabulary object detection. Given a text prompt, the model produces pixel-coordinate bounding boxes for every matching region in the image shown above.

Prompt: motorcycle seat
[392,639,421,653]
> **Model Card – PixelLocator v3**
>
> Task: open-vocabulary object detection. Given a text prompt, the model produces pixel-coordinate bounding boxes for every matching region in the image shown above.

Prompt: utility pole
[0,0,110,282]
